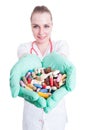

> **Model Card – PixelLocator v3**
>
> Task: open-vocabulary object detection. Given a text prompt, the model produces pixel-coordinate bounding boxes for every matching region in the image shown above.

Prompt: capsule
[56,73,62,82]
[53,79,59,88]
[38,92,51,98]
[39,88,48,93]
[40,72,52,81]
[51,86,57,93]
[20,80,26,88]
[31,79,42,85]
[32,72,37,79]
[27,78,32,84]
[25,72,31,79]
[52,70,60,77]
[44,67,52,73]
[49,75,53,87]
[25,86,33,91]
[27,84,37,91]
[28,69,34,73]
[42,83,47,89]
[22,76,28,85]
[33,83,42,88]
[62,74,67,80]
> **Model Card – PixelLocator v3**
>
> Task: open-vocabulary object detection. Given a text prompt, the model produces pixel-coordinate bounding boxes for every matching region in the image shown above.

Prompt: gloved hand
[10,52,76,112]
[42,52,76,113]
[10,54,46,108]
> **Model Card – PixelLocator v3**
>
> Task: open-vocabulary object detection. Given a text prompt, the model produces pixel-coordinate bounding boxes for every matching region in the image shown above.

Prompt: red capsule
[49,75,53,87]
[27,78,32,84]
[42,83,47,89]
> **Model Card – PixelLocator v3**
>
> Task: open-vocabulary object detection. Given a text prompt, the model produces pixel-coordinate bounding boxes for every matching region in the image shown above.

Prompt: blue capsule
[39,89,48,93]
[33,83,42,88]
[28,69,34,73]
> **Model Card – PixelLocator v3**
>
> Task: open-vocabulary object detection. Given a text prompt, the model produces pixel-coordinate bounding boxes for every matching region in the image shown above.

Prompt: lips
[37,35,46,40]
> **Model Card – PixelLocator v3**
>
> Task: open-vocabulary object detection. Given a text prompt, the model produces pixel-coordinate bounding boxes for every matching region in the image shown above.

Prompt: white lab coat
[17,40,69,130]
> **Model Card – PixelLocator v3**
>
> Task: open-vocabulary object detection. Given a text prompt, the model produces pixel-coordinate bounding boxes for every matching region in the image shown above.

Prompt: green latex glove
[42,52,76,113]
[10,52,76,113]
[10,54,46,108]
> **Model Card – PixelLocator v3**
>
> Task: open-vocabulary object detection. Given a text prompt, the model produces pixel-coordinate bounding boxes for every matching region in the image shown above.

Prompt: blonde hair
[30,5,52,21]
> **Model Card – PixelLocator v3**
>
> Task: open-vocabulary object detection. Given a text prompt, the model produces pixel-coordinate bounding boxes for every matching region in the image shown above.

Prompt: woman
[17,5,69,130]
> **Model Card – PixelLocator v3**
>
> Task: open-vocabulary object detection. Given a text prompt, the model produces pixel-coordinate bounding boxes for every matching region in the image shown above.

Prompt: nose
[39,27,44,35]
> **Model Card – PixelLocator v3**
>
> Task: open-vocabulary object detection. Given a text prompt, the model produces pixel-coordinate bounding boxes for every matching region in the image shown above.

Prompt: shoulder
[52,40,69,57]
[52,40,69,47]
[17,42,32,58]
[18,42,32,50]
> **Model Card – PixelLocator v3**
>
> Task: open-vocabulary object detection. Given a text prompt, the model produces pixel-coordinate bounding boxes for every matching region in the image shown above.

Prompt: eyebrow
[31,23,52,26]
[31,24,39,26]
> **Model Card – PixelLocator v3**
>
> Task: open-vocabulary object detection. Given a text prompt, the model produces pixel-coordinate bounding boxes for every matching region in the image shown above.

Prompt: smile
[37,36,46,40]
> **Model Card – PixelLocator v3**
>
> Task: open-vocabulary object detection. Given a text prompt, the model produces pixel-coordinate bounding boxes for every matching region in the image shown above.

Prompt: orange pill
[38,92,51,98]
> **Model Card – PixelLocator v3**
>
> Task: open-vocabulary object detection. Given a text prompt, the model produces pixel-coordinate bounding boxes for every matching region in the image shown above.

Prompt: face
[31,12,53,44]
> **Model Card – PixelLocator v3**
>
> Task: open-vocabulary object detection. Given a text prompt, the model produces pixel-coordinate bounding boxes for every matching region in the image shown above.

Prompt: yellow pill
[27,84,37,91]
[25,86,33,91]
[62,74,67,80]
[38,92,51,98]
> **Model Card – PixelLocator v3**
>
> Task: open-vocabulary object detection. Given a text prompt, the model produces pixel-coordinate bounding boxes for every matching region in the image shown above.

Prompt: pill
[33,83,42,88]
[38,92,51,98]
[44,77,50,85]
[31,79,42,85]
[36,88,41,92]
[25,86,33,91]
[51,86,57,91]
[53,79,59,88]
[27,78,32,84]
[56,73,62,82]
[49,75,53,86]
[25,72,31,79]
[20,80,26,88]
[62,74,67,80]
[52,70,60,76]
[44,67,52,73]
[40,72,52,80]
[27,84,37,91]
[51,86,57,93]
[32,72,37,78]
[39,89,48,93]
[22,76,28,85]
[42,83,47,89]
[59,81,64,87]
[28,69,34,73]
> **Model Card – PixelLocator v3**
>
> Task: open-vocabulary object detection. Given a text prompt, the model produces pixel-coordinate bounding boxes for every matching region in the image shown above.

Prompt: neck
[36,41,50,56]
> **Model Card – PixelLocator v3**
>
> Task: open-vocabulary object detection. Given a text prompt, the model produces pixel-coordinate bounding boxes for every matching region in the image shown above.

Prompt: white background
[0,0,86,130]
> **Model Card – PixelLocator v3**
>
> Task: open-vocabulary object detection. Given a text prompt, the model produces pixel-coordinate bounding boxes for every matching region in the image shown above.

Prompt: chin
[37,38,49,44]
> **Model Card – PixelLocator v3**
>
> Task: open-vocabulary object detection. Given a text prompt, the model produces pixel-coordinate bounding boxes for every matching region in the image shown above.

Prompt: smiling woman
[13,5,76,130]
[30,6,53,55]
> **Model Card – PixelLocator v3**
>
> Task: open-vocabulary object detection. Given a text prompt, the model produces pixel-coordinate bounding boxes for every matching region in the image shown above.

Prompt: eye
[33,25,39,28]
[44,25,50,28]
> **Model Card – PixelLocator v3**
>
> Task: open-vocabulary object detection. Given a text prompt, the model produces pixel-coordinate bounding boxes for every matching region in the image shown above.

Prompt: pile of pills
[20,67,67,99]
